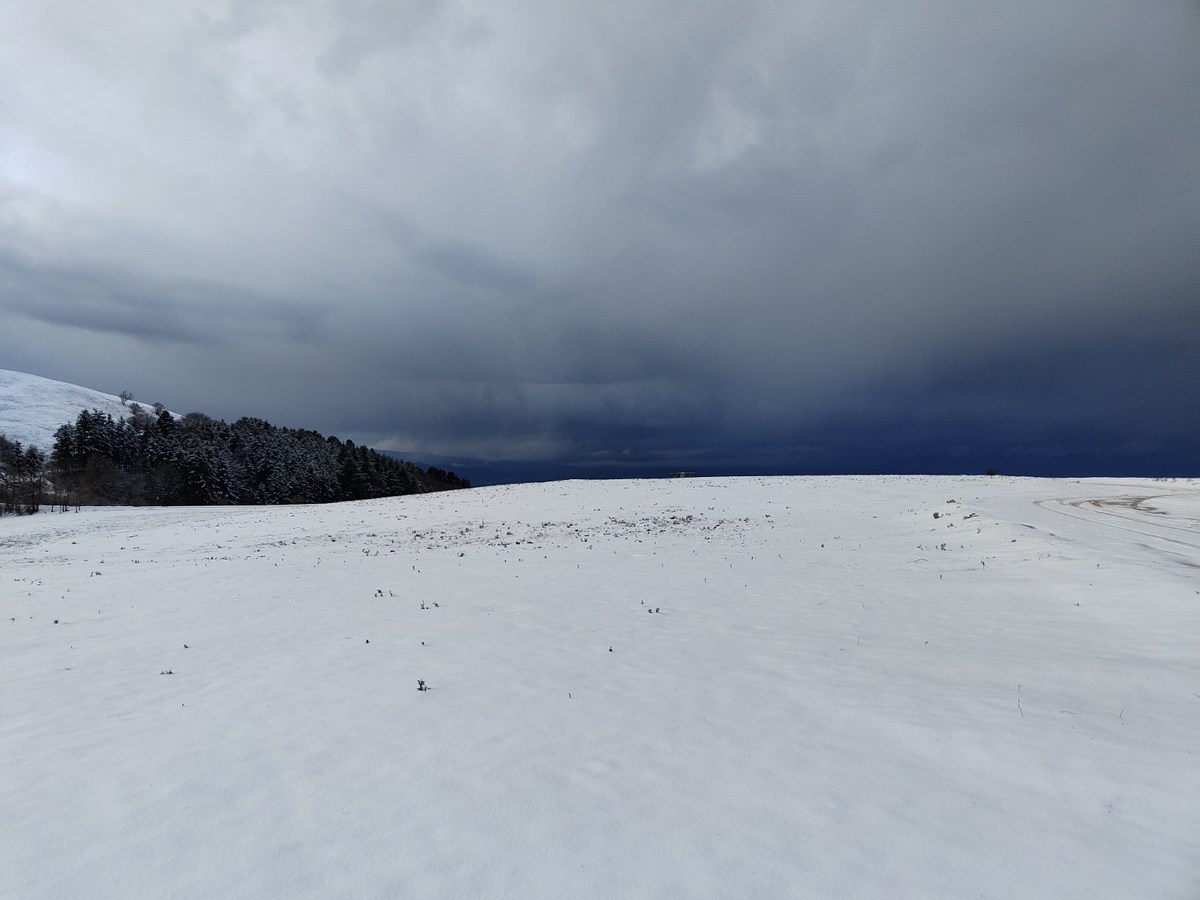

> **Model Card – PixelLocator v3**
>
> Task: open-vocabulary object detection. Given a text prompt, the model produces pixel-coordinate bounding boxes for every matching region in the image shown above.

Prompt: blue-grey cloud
[0,0,1194,475]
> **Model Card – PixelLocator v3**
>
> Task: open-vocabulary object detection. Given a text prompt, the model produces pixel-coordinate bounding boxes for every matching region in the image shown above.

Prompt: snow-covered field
[2,476,1197,899]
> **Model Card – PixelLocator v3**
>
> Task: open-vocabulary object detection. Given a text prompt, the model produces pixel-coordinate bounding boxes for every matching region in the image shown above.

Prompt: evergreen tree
[39,405,462,508]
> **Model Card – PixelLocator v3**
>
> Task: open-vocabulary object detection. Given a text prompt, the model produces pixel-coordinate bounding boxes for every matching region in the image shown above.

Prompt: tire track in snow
[1032,491,1200,568]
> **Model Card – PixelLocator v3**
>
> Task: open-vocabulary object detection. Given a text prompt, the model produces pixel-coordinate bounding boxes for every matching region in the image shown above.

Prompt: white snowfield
[2,475,1197,899]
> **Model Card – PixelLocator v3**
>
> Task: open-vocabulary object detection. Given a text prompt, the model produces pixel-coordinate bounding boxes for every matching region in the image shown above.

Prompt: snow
[0,369,153,454]
[2,475,1198,899]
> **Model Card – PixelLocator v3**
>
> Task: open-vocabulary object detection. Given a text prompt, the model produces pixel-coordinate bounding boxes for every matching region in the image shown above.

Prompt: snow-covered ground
[2,476,1197,899]
[0,369,152,454]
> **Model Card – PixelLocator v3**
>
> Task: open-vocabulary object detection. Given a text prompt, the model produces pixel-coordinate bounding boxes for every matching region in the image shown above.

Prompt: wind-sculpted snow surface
[1,476,1197,899]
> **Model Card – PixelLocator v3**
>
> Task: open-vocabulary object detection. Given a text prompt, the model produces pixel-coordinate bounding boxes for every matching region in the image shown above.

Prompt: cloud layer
[1,1,1195,473]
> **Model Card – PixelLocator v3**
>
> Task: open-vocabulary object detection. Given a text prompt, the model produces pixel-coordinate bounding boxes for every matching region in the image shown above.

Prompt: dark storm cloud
[0,1,1194,474]
[418,239,542,295]
[0,249,325,346]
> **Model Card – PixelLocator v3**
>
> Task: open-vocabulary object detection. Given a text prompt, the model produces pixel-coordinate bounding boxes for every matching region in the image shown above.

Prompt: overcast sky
[1,0,1195,478]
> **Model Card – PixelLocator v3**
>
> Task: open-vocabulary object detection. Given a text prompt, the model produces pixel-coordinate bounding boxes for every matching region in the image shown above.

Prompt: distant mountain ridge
[0,369,158,453]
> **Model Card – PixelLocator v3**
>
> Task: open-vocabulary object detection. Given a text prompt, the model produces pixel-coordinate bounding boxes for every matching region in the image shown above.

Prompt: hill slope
[1,475,1196,898]
[0,369,146,453]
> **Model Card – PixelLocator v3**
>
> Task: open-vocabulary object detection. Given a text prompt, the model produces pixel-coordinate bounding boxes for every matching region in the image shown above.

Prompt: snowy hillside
[0,369,151,453]
[2,476,1198,899]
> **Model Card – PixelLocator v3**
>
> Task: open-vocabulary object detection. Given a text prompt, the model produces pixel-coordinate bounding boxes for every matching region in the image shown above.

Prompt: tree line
[0,434,46,514]
[0,405,469,514]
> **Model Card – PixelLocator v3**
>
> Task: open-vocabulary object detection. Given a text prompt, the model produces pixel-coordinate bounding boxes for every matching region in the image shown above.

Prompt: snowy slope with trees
[0,368,148,454]
[0,369,466,510]
[2,475,1197,898]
